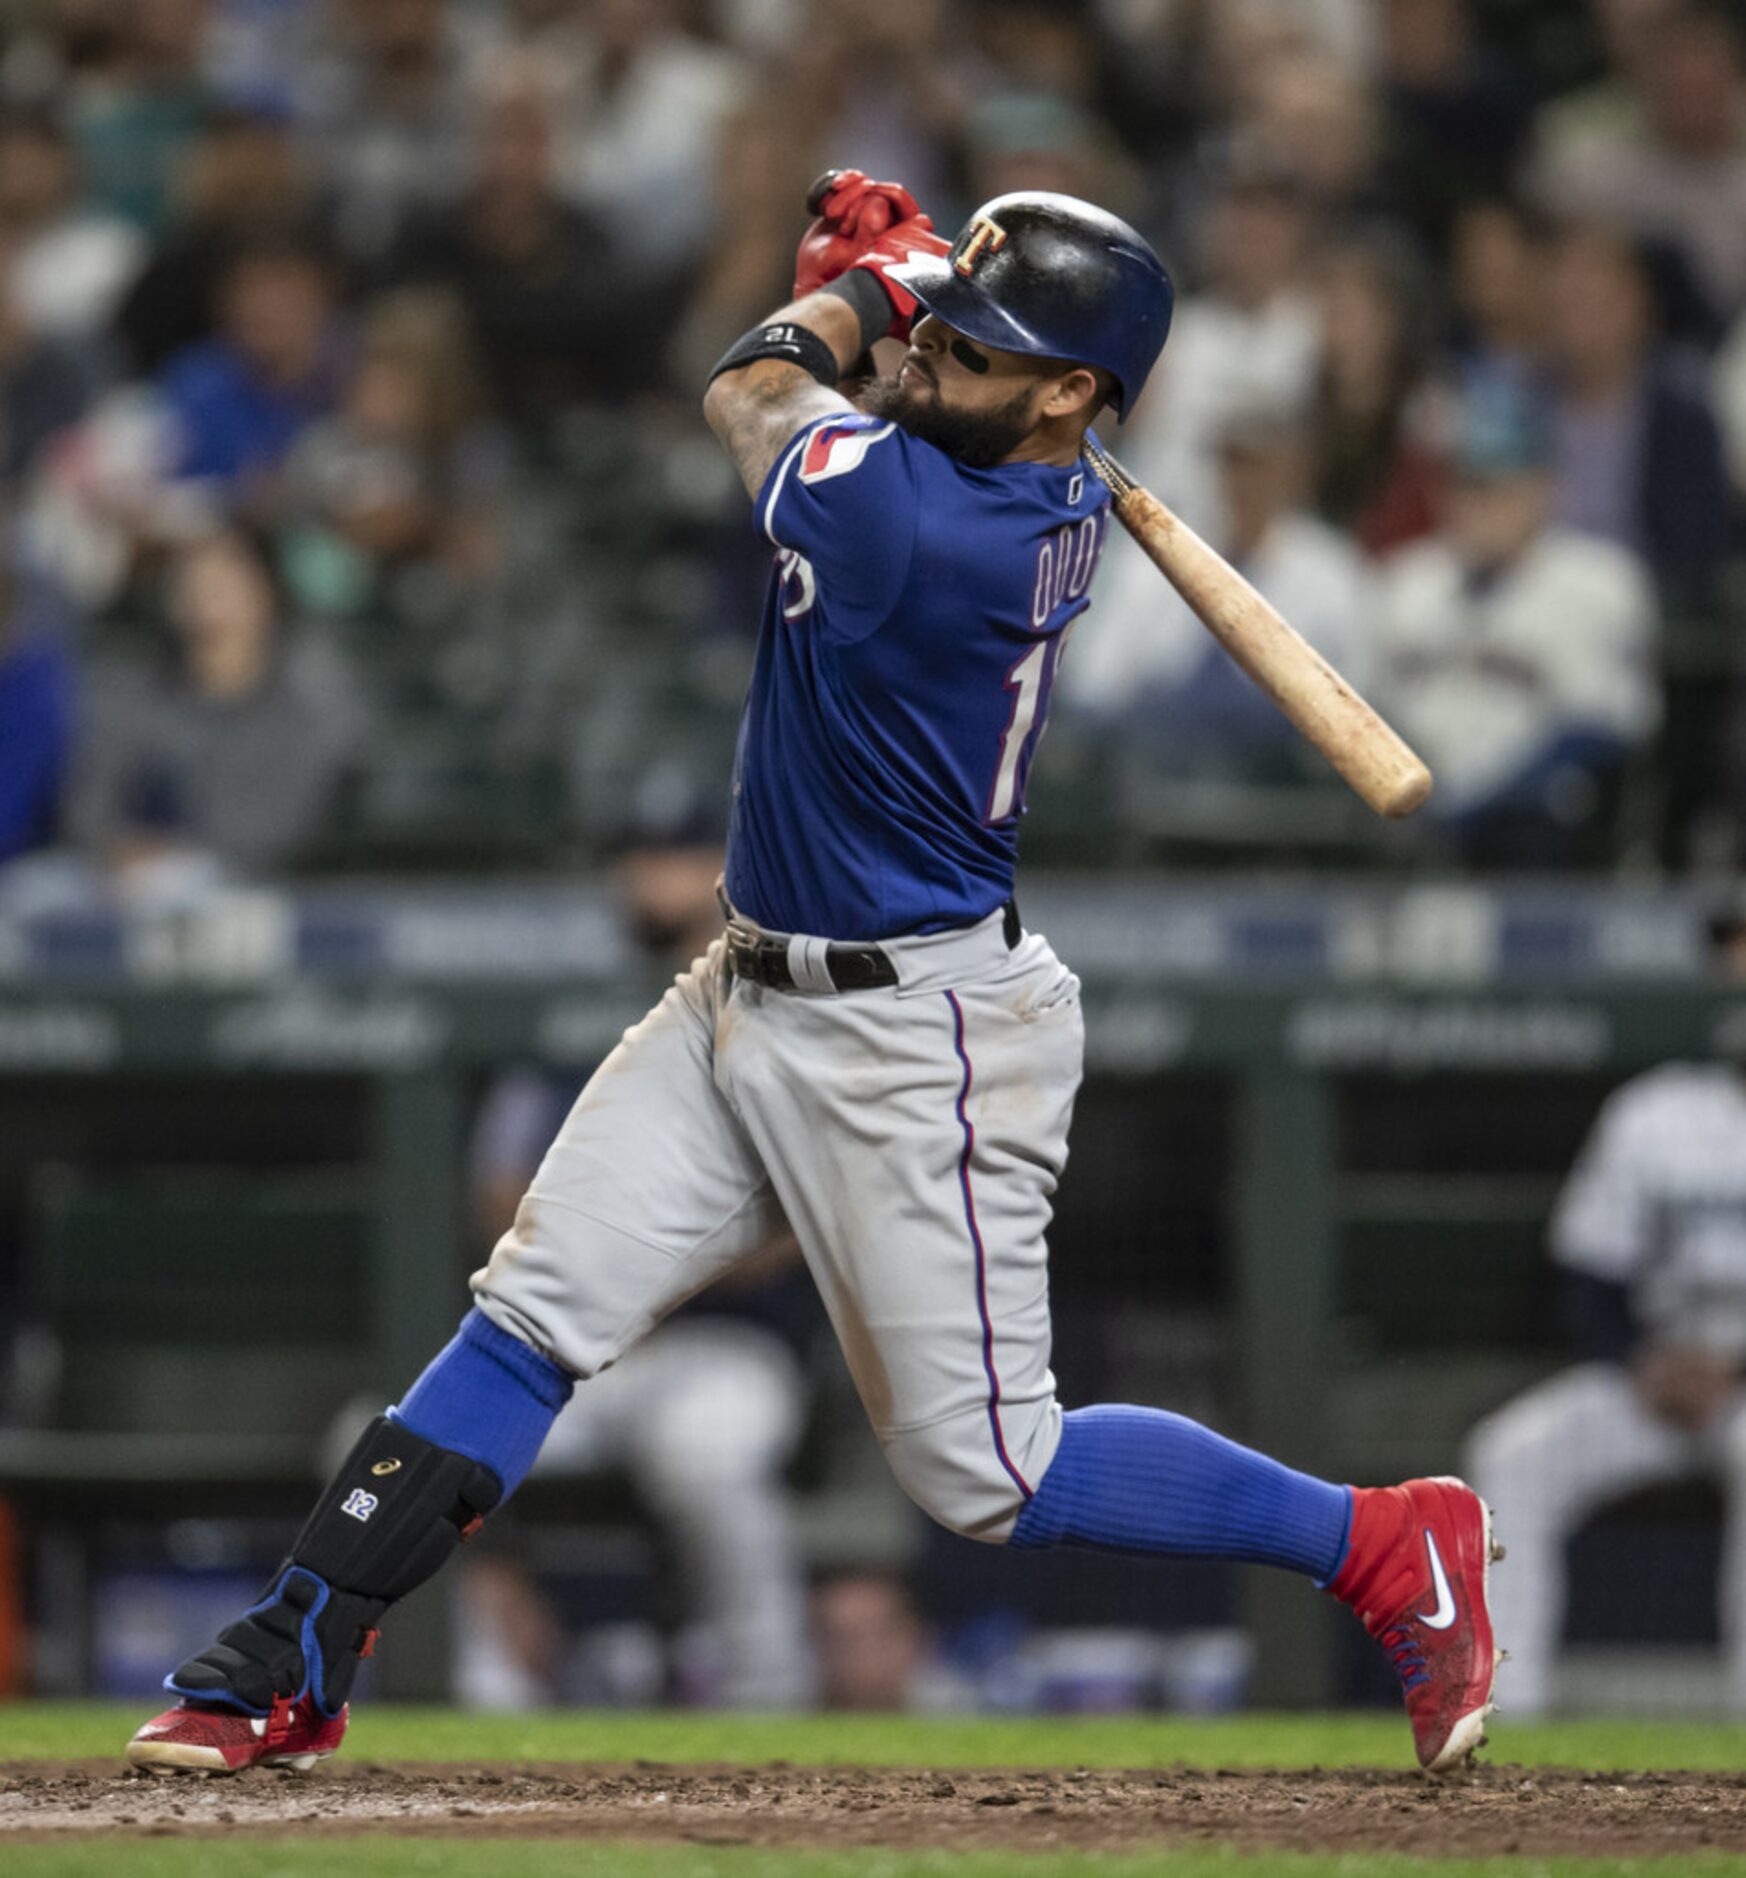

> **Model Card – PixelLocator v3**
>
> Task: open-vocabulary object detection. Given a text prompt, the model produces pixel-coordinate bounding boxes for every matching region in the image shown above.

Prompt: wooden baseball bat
[1084,440,1432,819]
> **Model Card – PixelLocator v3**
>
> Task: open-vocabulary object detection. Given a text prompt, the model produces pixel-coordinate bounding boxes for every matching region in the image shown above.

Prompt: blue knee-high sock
[1010,1405,1353,1584]
[391,1307,573,1497]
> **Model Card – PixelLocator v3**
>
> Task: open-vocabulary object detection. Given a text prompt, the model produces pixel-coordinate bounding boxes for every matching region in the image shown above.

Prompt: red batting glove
[795,213,881,300]
[793,169,931,299]
[849,217,952,341]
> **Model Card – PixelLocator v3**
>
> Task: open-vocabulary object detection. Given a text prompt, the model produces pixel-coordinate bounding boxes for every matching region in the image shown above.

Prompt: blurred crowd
[0,0,1744,895]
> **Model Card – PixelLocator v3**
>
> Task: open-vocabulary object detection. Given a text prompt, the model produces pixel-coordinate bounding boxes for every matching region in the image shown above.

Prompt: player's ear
[1040,367,1102,422]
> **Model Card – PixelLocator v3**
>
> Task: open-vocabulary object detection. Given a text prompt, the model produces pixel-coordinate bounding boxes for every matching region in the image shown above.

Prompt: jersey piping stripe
[944,989,1034,1503]
[761,424,816,546]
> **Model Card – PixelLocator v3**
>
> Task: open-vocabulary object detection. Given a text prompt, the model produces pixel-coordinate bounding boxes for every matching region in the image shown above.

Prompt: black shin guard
[169,1416,503,1714]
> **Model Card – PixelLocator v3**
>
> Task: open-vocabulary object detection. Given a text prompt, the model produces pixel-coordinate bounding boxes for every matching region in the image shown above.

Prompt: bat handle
[806,169,845,215]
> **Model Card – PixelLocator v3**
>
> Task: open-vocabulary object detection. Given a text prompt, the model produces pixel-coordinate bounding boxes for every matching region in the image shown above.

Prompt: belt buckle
[724,920,769,985]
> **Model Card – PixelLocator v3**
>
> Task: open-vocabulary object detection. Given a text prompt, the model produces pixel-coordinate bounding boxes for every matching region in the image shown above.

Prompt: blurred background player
[1373,378,1660,868]
[1465,902,1746,1716]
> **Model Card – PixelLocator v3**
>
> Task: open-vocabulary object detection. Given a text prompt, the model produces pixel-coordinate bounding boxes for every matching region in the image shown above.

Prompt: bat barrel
[1354,744,1432,820]
[1085,447,1435,822]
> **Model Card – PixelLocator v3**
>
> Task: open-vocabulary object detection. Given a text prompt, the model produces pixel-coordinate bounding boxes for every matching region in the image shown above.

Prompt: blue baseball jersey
[723,412,1112,941]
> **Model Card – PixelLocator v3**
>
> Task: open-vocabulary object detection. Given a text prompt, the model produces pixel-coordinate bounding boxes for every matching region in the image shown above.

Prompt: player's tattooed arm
[704,293,864,497]
[707,362,846,496]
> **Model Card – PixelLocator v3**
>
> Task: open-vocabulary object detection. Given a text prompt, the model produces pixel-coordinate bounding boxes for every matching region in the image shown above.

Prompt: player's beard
[859,374,1040,469]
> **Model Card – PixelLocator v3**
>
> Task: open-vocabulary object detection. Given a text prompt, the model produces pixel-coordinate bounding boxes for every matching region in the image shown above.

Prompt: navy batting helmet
[892,192,1173,417]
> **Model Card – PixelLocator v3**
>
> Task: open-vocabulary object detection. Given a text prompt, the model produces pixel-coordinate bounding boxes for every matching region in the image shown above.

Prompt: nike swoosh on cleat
[1418,1528,1458,1630]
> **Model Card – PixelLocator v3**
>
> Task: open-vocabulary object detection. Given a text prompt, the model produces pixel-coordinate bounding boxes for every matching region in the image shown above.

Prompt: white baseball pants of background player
[474,909,1076,1544]
[459,1319,810,1709]
[1465,1363,1746,1714]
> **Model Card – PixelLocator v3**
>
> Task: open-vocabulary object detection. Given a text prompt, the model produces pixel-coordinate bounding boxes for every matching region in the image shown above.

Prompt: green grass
[5,1703,1745,1772]
[6,1705,1742,1873]
[8,1849,1746,1878]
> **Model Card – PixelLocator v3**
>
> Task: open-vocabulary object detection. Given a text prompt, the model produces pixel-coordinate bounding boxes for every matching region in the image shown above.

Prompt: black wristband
[821,269,894,355]
[709,320,840,387]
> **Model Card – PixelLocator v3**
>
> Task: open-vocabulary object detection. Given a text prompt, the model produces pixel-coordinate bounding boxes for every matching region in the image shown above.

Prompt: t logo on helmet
[954,214,1008,277]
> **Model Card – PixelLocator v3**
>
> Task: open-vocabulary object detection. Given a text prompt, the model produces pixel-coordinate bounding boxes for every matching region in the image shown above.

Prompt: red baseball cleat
[126,1694,348,1775]
[1329,1475,1503,1773]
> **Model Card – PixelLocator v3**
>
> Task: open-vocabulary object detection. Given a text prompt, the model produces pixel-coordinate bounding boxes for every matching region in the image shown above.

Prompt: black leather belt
[720,899,1022,995]
[723,923,898,992]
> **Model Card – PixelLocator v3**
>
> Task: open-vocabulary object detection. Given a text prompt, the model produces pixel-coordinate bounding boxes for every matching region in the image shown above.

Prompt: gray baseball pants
[473,908,1080,1542]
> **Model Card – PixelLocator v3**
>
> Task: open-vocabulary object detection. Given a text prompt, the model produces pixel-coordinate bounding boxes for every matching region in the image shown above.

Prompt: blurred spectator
[1445,197,1548,401]
[381,58,657,422]
[69,525,365,880]
[116,105,318,374]
[0,563,75,865]
[1530,2,1746,330]
[812,1569,966,1711]
[1066,401,1373,785]
[1466,909,1746,1713]
[1116,164,1320,537]
[813,1570,928,1710]
[609,830,733,962]
[1376,0,1534,244]
[1714,302,1746,503]
[0,230,101,484]
[0,110,144,347]
[0,0,128,102]
[553,0,749,280]
[1313,236,1446,555]
[668,98,826,390]
[280,289,507,607]
[963,90,1139,216]
[1242,49,1381,221]
[200,0,325,114]
[966,0,1103,110]
[1194,0,1377,116]
[19,378,219,613]
[1375,384,1660,868]
[157,226,346,508]
[294,0,486,264]
[64,0,222,234]
[1545,224,1730,608]
[800,0,969,221]
[1533,0,1683,158]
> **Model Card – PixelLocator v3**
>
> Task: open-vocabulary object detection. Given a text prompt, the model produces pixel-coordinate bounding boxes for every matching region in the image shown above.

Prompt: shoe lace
[265,1695,297,1745]
[1380,1622,1431,1694]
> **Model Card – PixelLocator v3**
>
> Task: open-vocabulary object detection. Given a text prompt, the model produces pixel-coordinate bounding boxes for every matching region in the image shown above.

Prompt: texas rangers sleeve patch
[799,420,896,485]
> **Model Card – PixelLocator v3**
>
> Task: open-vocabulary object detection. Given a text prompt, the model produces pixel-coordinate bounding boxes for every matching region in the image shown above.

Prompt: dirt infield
[4,1760,1746,1858]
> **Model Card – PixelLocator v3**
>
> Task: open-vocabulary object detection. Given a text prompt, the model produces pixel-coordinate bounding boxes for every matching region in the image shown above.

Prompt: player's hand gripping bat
[1084,440,1432,818]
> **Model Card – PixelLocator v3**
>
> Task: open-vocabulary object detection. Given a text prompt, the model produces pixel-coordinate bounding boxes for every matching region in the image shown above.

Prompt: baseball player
[1465,1044,1746,1714]
[127,175,1500,1776]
